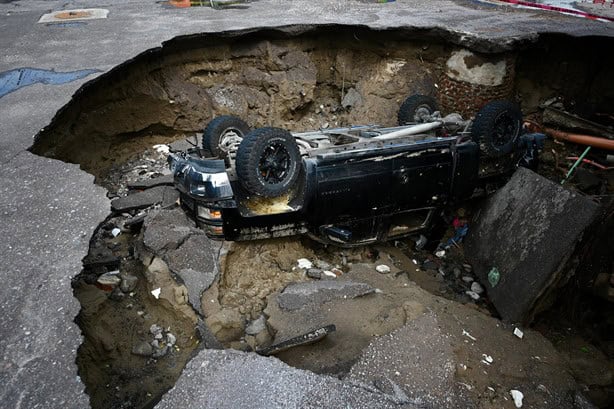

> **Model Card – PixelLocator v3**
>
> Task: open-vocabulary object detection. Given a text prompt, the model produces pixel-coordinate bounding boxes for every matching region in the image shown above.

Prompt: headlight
[197,206,222,221]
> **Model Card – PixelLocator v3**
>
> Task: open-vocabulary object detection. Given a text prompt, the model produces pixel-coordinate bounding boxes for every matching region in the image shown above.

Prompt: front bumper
[168,152,235,239]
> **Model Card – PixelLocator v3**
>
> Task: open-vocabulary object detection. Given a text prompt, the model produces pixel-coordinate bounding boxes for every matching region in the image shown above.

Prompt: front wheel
[235,127,302,197]
[471,101,522,158]
[202,115,250,157]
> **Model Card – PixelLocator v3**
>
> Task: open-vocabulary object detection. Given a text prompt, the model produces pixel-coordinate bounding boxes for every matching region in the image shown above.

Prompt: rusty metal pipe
[545,128,614,151]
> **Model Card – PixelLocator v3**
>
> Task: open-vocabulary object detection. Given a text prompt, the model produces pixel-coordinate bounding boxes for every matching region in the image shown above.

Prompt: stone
[152,345,169,358]
[111,186,179,212]
[471,282,484,294]
[462,276,474,283]
[314,259,332,270]
[176,268,217,316]
[306,268,322,279]
[453,267,462,278]
[132,341,153,357]
[120,274,138,293]
[341,87,363,109]
[277,280,375,311]
[376,265,391,274]
[166,333,177,346]
[150,324,163,337]
[465,168,600,323]
[466,290,480,300]
[245,315,267,336]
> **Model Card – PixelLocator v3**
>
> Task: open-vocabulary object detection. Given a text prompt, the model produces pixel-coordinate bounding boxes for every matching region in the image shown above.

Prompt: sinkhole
[30,26,614,409]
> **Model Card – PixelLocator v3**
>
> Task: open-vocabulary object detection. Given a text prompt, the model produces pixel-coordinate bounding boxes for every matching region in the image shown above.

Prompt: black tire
[236,127,301,197]
[398,94,439,125]
[203,115,250,157]
[471,101,522,158]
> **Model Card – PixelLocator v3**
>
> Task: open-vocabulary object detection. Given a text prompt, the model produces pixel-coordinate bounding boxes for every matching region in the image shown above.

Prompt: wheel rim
[258,142,291,184]
[413,104,433,122]
[491,112,519,148]
[218,128,243,153]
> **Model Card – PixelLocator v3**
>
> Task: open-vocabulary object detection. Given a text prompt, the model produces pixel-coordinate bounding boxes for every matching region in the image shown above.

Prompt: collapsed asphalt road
[2,0,614,408]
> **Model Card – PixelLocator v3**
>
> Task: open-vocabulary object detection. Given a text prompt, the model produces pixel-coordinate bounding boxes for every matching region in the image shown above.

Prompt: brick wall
[438,55,517,118]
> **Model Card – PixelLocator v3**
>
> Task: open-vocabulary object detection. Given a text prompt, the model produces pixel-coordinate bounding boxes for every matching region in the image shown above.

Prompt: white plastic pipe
[373,121,442,140]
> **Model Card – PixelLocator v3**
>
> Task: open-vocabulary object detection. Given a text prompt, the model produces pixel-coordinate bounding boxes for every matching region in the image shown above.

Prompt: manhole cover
[38,9,109,23]
[55,11,92,19]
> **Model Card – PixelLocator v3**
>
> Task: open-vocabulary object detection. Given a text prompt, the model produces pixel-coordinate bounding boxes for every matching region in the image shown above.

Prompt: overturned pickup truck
[169,95,542,246]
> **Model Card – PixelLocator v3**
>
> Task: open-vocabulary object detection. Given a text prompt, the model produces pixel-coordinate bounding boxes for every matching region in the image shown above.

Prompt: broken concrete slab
[111,186,179,212]
[128,174,174,190]
[142,208,195,254]
[277,280,375,311]
[176,268,216,316]
[165,234,221,275]
[347,305,590,409]
[348,313,470,408]
[155,348,415,409]
[464,167,600,323]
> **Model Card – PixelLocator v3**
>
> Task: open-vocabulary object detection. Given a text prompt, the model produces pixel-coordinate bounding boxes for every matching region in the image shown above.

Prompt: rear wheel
[471,101,522,158]
[235,127,301,197]
[203,115,250,157]
[398,94,439,125]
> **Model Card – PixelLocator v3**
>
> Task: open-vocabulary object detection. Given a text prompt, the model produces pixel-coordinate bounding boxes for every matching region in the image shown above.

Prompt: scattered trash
[376,264,391,274]
[435,250,446,258]
[470,281,484,294]
[96,272,121,289]
[151,288,161,299]
[561,146,592,185]
[411,259,418,265]
[462,329,477,341]
[256,324,336,356]
[297,258,313,269]
[510,389,524,408]
[513,327,524,339]
[111,227,121,237]
[441,215,469,249]
[466,291,480,301]
[153,144,170,155]
[487,267,500,287]
[323,270,337,278]
[481,354,494,365]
